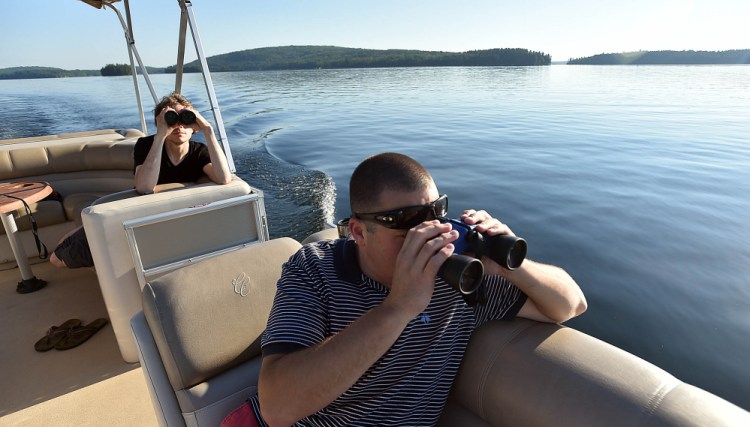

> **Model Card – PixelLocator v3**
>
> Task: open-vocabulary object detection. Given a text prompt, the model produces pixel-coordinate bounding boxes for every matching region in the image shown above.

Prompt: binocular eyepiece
[164,110,196,126]
[438,218,527,306]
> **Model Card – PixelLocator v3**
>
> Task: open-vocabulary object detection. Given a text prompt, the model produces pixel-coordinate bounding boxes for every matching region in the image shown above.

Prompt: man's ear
[348,218,367,245]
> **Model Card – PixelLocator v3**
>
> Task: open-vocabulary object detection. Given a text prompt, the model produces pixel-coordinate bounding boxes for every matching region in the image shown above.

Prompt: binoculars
[438,218,527,306]
[336,216,527,306]
[164,109,196,126]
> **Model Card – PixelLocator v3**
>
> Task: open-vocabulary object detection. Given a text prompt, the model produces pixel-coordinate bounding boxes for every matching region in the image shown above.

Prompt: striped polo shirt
[249,238,527,426]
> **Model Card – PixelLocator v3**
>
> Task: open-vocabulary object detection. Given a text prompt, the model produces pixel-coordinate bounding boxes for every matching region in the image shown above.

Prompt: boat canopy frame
[80,0,236,172]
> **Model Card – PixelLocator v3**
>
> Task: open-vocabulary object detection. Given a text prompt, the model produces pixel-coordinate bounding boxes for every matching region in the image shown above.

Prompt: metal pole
[106,1,160,105]
[175,7,189,94]
[1,213,35,281]
[182,0,236,172]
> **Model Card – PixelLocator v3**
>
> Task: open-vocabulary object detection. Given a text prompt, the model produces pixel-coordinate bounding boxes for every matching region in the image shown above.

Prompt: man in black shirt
[50,92,232,269]
[133,92,231,193]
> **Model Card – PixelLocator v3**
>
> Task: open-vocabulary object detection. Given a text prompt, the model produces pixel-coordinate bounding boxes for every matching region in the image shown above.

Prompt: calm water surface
[1,65,748,409]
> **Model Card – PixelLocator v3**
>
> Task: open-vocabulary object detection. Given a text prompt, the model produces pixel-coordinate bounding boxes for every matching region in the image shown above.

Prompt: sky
[1,0,748,69]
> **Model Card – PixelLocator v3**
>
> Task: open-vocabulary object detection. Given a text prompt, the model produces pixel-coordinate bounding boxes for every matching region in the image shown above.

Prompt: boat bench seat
[131,237,302,427]
[132,235,750,426]
[82,176,256,363]
[0,129,143,264]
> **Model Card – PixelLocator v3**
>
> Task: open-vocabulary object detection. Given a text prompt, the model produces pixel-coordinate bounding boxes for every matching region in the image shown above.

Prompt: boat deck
[0,259,157,426]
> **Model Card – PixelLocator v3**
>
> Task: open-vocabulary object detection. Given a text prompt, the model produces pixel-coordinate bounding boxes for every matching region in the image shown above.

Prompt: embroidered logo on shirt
[420,313,431,324]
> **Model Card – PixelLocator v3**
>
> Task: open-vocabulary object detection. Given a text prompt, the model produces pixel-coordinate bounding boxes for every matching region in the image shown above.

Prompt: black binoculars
[164,109,196,126]
[335,216,527,306]
[438,218,527,306]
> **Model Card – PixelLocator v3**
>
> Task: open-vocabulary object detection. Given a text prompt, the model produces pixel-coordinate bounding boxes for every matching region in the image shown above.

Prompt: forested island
[165,46,551,72]
[1,46,550,79]
[568,49,750,65]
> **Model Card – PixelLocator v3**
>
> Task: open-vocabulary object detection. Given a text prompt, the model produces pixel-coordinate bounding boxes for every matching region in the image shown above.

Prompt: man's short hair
[349,152,434,214]
[153,92,193,125]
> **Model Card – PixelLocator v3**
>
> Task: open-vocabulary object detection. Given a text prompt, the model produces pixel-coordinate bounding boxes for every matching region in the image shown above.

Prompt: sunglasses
[353,194,448,229]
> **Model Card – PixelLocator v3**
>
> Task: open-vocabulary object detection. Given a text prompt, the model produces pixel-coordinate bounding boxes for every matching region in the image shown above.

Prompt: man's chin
[166,137,190,145]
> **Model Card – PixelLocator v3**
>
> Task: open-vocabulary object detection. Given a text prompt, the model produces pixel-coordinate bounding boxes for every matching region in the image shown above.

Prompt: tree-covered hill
[165,45,551,73]
[568,50,750,65]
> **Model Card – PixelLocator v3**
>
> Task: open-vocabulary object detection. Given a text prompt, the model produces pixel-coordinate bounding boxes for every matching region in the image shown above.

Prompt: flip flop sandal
[34,319,82,352]
[54,318,109,351]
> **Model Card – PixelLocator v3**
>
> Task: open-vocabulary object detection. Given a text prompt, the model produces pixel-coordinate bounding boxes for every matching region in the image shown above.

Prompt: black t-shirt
[133,135,211,184]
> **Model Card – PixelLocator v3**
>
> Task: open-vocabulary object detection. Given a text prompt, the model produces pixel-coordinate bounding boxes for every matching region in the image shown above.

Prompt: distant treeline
[0,66,99,79]
[13,47,750,80]
[165,46,551,73]
[568,50,750,65]
[0,64,166,80]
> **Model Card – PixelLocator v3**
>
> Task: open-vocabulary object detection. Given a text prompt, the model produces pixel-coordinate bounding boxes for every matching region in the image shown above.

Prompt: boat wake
[233,146,336,242]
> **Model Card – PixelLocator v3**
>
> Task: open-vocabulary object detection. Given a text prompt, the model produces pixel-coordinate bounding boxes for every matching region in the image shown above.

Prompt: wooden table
[0,182,53,293]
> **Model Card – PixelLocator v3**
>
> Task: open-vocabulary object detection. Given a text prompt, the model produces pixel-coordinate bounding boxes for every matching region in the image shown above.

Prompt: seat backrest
[133,237,302,427]
[0,132,136,181]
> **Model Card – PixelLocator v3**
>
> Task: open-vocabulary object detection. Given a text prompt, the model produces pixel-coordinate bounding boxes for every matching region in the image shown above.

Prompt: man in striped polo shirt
[250,152,587,426]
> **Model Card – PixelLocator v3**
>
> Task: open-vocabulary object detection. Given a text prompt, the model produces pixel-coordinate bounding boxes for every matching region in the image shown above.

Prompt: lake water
[1,65,748,410]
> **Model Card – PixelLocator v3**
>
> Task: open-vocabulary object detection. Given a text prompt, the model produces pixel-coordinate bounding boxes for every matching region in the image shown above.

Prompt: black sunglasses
[353,194,448,230]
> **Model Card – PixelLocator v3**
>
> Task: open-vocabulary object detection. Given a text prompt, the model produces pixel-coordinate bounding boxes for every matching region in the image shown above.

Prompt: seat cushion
[178,357,262,426]
[63,193,105,224]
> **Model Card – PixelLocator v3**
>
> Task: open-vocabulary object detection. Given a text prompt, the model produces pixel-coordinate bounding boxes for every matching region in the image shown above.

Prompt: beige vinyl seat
[131,237,301,426]
[0,129,141,266]
[132,232,749,427]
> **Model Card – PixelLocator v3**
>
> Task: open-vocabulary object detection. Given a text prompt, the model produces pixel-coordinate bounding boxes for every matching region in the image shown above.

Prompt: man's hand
[187,108,214,133]
[460,209,587,323]
[384,220,458,318]
[459,209,514,276]
[154,107,178,139]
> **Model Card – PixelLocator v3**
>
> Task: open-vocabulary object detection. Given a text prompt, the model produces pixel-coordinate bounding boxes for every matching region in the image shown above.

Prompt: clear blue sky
[1,0,748,69]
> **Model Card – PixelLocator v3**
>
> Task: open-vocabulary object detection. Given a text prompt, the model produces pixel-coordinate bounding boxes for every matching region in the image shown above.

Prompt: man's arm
[134,108,172,194]
[461,210,587,323]
[259,302,413,427]
[193,112,232,185]
[258,221,457,427]
[133,139,164,194]
[505,259,586,323]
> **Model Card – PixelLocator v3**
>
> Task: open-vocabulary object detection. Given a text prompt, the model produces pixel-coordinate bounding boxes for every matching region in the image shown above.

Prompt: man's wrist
[379,297,421,326]
[153,132,167,144]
